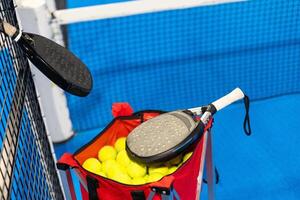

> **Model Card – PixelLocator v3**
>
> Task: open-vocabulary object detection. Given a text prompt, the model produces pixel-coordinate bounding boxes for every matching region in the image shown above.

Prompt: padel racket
[0,20,92,97]
[126,88,251,165]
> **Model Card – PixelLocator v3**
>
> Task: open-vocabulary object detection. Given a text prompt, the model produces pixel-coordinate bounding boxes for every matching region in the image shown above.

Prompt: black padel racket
[126,88,251,165]
[0,20,92,97]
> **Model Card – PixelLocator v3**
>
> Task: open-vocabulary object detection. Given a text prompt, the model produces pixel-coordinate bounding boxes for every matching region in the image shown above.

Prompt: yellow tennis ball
[131,177,146,185]
[167,166,178,175]
[146,173,164,183]
[144,175,149,182]
[98,145,117,162]
[114,137,127,152]
[148,166,169,176]
[110,171,132,184]
[82,158,102,174]
[183,152,193,163]
[116,150,131,167]
[107,163,127,179]
[127,162,146,178]
[102,160,118,174]
[96,171,107,177]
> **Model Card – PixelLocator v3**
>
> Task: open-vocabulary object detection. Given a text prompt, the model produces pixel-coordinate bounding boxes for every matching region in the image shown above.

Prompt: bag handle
[131,191,146,200]
[112,102,134,117]
[86,176,99,200]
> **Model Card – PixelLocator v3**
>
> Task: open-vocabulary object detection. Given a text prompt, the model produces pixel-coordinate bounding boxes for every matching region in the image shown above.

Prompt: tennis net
[0,0,64,199]
[54,0,300,132]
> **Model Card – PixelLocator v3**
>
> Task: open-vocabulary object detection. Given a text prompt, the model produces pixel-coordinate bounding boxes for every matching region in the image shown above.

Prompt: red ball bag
[57,104,213,200]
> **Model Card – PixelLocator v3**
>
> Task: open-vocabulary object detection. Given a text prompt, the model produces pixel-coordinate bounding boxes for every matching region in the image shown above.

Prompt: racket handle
[0,20,21,41]
[212,88,245,111]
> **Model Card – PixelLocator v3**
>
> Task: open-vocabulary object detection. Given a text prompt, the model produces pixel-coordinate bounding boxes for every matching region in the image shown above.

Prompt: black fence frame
[0,0,64,199]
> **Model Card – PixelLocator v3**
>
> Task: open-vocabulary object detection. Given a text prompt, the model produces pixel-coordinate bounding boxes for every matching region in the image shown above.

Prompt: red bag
[57,104,213,200]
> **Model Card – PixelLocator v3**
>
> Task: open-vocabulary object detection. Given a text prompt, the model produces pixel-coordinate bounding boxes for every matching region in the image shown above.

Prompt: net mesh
[64,1,300,132]
[0,0,64,199]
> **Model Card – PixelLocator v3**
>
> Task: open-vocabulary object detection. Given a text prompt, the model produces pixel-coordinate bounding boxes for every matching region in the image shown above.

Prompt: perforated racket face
[25,33,92,96]
[126,111,197,161]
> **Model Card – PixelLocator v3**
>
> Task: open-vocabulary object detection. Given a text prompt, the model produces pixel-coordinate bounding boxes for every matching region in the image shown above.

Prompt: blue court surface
[55,0,300,199]
[55,94,300,200]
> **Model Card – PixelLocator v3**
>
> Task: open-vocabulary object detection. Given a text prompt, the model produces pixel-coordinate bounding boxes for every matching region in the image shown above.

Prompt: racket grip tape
[211,88,245,112]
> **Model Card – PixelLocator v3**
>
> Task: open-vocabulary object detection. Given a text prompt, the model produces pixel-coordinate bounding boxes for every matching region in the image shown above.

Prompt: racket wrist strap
[243,95,251,135]
[203,167,220,184]
[206,104,217,115]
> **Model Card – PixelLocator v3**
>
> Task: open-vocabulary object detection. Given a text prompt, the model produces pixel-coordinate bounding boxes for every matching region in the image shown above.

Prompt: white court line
[53,0,246,25]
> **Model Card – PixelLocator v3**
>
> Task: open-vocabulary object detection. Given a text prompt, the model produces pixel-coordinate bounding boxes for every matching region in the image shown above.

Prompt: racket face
[126,111,203,164]
[23,33,92,96]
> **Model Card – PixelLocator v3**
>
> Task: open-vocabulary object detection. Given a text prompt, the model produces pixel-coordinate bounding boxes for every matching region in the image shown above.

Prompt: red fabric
[112,103,134,117]
[80,184,89,200]
[58,110,213,200]
[149,176,175,188]
[58,153,80,168]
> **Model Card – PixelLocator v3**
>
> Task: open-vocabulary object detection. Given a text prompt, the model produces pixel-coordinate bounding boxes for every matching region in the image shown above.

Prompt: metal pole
[205,129,215,200]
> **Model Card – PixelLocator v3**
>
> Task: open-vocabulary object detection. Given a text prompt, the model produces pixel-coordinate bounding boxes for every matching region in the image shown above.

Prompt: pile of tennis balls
[82,137,193,185]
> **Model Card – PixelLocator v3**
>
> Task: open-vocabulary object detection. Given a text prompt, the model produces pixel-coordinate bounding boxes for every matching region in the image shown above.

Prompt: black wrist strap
[243,95,251,136]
